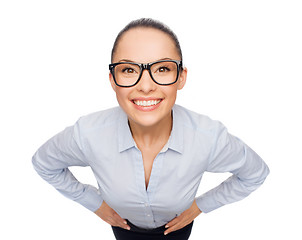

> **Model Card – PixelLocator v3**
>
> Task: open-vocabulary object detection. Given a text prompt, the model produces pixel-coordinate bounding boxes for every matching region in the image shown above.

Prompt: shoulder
[173,104,224,135]
[75,106,123,133]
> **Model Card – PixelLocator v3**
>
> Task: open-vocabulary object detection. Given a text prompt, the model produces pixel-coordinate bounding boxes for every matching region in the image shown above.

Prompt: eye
[157,66,170,73]
[122,68,136,74]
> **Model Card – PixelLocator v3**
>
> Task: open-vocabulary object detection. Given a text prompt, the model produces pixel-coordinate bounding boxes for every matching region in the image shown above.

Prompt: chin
[129,115,162,128]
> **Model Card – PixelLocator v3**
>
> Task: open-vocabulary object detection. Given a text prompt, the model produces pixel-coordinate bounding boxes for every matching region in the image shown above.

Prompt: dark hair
[111,18,183,63]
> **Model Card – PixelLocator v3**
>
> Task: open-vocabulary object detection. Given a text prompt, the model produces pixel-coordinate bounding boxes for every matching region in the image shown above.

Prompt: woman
[32,18,269,240]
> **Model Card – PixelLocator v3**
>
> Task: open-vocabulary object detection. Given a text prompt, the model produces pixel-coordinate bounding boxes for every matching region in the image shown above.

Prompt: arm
[165,122,269,235]
[195,122,270,213]
[32,123,103,212]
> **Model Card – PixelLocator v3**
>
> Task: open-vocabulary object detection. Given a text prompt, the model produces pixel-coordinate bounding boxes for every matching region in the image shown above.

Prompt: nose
[136,69,156,93]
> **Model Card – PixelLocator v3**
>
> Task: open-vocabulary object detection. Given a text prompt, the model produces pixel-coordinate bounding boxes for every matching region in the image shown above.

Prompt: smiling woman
[32,18,269,240]
[109,26,187,132]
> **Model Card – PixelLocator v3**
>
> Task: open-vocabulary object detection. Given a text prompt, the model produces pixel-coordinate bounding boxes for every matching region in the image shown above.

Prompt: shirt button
[147,214,151,217]
[144,203,149,207]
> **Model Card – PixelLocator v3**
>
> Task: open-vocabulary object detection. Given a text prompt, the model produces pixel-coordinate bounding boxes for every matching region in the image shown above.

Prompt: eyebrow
[118,57,173,63]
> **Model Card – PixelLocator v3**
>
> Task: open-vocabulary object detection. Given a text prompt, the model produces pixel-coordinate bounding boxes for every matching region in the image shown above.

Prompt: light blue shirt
[32,105,269,229]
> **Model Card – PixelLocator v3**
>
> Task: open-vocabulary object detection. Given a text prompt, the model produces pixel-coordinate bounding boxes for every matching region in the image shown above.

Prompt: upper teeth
[134,100,161,107]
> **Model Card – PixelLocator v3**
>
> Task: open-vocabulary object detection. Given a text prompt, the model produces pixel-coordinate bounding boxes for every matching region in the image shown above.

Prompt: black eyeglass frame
[109,60,183,87]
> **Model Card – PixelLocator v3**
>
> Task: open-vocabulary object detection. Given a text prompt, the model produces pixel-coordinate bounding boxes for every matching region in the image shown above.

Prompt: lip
[131,97,163,101]
[131,97,163,112]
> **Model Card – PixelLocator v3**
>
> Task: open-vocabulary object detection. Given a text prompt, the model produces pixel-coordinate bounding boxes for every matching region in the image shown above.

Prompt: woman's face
[110,27,187,129]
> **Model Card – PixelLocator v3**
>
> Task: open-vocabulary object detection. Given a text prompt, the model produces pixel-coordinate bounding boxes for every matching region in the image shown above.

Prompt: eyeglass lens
[113,61,178,86]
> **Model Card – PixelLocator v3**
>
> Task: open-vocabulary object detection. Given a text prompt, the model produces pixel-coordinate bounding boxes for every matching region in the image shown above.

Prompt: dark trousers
[112,220,193,240]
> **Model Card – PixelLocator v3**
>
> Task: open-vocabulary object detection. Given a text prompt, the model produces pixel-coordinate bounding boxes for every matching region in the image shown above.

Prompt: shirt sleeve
[195,122,270,213]
[32,122,103,212]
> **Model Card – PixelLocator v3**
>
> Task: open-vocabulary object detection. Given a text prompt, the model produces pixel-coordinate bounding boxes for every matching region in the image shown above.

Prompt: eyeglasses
[109,60,182,87]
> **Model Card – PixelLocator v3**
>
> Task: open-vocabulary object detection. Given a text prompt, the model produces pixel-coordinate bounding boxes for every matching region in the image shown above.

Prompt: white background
[1,0,301,239]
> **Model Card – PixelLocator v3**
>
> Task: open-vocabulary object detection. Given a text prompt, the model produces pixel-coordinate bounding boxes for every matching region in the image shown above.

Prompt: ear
[109,72,117,92]
[177,67,187,90]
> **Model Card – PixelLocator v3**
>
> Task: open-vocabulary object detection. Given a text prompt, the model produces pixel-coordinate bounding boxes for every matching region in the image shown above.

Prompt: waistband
[125,220,193,234]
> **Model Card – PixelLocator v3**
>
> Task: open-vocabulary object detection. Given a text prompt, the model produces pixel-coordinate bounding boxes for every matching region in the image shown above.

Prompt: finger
[112,213,130,230]
[110,220,130,230]
[112,212,127,225]
[165,216,181,228]
[164,221,186,235]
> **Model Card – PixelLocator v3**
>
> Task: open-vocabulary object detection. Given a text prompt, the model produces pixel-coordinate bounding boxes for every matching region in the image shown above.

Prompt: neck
[128,112,173,148]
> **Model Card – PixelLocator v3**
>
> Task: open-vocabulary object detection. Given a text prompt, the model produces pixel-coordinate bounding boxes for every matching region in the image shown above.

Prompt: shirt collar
[118,108,136,152]
[117,105,184,154]
[169,105,184,154]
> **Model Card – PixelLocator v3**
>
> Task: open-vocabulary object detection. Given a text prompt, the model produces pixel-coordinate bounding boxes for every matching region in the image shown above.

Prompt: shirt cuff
[76,185,103,212]
[195,194,223,213]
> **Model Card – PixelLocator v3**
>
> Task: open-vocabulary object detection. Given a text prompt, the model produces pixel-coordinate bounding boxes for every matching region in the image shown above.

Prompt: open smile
[131,98,163,111]
[133,99,162,107]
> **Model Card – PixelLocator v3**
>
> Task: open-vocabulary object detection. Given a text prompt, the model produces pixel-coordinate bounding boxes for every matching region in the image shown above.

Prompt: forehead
[113,27,179,63]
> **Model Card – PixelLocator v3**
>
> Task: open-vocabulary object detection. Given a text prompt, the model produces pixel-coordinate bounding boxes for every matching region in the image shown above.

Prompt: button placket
[142,201,155,228]
[133,148,156,228]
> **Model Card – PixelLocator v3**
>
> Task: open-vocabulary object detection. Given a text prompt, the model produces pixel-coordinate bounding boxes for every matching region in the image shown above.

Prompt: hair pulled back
[111,18,183,63]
